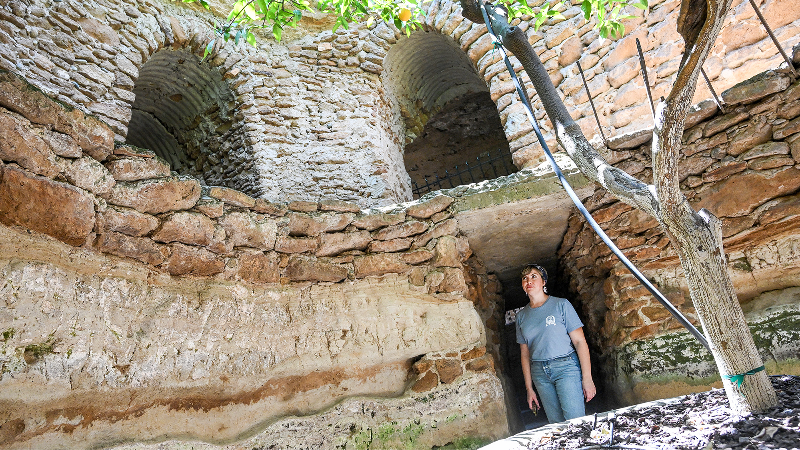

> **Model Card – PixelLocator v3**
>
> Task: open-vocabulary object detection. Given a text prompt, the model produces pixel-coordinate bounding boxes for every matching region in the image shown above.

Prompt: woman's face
[521,269,545,295]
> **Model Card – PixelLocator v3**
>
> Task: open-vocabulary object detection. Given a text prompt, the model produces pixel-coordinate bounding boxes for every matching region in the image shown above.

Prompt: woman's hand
[583,377,596,402]
[527,389,540,411]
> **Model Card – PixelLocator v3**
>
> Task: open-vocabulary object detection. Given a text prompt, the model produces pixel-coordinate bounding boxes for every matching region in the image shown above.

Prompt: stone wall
[558,67,800,405]
[0,71,508,449]
[1,0,798,207]
[0,0,410,206]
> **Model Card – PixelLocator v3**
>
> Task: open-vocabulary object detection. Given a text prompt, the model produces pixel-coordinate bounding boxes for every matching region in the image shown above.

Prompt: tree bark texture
[459,0,778,412]
[651,0,778,412]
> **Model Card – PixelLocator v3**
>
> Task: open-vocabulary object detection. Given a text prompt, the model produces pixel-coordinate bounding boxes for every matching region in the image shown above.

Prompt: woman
[516,264,596,423]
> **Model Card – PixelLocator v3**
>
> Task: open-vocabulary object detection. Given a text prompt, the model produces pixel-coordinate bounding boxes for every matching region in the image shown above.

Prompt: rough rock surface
[0,224,503,449]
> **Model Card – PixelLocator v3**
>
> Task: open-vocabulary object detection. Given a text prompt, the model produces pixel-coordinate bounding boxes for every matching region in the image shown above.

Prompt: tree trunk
[662,203,778,411]
[459,0,778,412]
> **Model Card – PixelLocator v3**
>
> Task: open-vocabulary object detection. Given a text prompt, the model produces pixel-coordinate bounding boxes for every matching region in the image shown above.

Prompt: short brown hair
[521,264,548,284]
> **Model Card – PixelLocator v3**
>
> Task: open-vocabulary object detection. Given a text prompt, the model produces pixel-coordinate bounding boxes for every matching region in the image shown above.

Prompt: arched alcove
[383,31,515,198]
[126,48,251,193]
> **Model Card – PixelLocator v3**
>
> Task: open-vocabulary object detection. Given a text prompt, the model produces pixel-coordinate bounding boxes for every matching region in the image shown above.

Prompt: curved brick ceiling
[383,31,489,139]
[384,30,513,198]
[126,48,235,179]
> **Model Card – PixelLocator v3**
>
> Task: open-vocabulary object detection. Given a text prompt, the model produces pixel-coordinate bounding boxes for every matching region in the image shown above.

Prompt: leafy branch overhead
[182,0,648,59]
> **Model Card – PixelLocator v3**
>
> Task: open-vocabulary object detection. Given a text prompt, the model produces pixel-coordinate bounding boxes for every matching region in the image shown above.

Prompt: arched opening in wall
[383,31,516,199]
[126,49,249,193]
[499,263,612,432]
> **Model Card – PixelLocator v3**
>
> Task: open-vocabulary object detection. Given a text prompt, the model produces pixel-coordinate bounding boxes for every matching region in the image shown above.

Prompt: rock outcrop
[0,70,508,449]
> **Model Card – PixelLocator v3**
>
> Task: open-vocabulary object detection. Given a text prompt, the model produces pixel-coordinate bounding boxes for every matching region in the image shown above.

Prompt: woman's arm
[569,327,596,402]
[520,343,540,411]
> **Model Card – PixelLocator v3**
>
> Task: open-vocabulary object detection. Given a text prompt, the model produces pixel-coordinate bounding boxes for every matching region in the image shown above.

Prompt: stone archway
[126,48,244,192]
[382,30,515,197]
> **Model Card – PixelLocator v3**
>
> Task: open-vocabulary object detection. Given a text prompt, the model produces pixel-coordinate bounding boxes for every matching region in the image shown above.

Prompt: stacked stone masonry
[558,66,800,404]
[1,0,798,207]
[0,71,475,289]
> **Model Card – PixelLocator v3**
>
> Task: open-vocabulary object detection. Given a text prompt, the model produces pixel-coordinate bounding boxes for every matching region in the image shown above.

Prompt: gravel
[483,375,800,450]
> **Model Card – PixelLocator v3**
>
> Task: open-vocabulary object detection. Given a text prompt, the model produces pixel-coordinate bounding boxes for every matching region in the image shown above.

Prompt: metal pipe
[636,38,656,118]
[748,0,797,76]
[577,61,608,145]
[701,67,725,113]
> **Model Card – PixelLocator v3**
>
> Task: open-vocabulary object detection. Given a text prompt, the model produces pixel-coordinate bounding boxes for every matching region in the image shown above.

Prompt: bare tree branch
[463,0,660,216]
[654,0,733,223]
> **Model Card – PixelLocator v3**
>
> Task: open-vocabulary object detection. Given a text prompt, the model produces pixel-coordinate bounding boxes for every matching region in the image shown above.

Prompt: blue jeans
[530,352,585,423]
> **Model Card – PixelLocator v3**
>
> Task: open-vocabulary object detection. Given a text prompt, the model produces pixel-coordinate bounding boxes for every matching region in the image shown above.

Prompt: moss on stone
[22,335,57,364]
[613,305,800,391]
[730,257,753,272]
[446,154,591,214]
[433,437,493,449]
[1,328,14,341]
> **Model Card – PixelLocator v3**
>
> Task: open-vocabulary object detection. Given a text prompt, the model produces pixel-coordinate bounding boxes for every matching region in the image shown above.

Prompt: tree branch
[463,0,660,216]
[654,0,733,224]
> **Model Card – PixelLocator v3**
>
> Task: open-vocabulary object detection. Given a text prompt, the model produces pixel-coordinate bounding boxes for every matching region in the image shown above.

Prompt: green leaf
[245,1,259,19]
[599,24,608,39]
[272,22,283,40]
[256,0,268,12]
[534,14,546,30]
[246,29,257,45]
[229,0,243,20]
[581,0,591,19]
[613,21,625,38]
[203,39,215,61]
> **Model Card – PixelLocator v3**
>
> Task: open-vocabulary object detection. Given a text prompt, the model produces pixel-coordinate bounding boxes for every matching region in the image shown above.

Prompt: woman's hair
[521,264,548,284]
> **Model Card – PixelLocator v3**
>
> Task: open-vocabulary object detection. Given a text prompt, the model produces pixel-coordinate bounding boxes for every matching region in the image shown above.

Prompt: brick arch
[123,17,262,195]
[382,31,488,140]
[126,47,237,187]
[366,0,545,172]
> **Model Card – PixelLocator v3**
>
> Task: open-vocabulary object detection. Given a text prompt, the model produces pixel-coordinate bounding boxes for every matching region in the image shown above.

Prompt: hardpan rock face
[0,71,508,448]
[0,226,504,449]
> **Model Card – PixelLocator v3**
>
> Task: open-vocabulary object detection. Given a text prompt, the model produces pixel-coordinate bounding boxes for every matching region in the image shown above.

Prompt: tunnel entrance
[382,31,516,199]
[498,265,613,431]
[125,48,255,195]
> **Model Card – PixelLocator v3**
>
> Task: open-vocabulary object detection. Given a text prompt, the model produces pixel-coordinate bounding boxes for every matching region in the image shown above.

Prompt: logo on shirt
[545,315,556,327]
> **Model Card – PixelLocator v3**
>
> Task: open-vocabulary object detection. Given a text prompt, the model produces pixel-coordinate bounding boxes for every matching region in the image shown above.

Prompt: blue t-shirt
[515,296,583,361]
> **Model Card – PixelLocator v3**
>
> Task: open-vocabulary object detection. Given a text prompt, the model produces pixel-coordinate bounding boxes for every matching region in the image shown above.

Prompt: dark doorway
[404,91,515,198]
[382,31,517,200]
